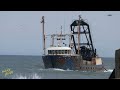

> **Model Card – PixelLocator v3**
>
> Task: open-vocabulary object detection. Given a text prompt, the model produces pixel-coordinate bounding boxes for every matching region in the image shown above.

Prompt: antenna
[63,18,65,34]
[61,25,62,32]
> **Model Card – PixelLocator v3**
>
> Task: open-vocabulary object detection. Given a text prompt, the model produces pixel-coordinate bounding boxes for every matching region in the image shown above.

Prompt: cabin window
[52,50,55,54]
[57,50,59,54]
[55,50,59,55]
[48,50,52,54]
[58,50,61,54]
[48,50,50,54]
[53,50,55,54]
[65,50,67,54]
[61,50,64,54]
[55,50,56,54]
[48,50,71,55]
[50,50,52,54]
[48,50,49,54]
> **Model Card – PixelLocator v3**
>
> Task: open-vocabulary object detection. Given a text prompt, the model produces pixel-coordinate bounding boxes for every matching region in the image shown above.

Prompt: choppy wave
[12,73,42,79]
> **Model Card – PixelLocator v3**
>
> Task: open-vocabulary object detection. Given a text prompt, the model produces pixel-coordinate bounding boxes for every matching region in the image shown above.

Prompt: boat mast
[41,16,46,55]
[51,35,54,47]
[78,15,81,54]
[60,26,62,46]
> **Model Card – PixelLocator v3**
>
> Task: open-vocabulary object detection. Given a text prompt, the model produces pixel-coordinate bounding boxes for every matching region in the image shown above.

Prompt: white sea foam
[12,73,42,79]
[53,68,75,71]
[103,69,113,72]
[53,68,66,71]
[79,69,113,72]
[38,68,113,73]
[38,68,77,72]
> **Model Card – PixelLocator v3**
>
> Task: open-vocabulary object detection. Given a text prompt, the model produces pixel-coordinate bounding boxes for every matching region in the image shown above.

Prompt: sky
[0,11,120,57]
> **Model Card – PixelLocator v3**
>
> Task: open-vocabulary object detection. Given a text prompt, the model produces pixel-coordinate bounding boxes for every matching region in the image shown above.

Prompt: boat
[41,15,105,71]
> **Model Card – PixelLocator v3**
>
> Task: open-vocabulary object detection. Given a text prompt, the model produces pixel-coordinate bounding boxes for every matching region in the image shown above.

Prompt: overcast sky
[0,11,120,57]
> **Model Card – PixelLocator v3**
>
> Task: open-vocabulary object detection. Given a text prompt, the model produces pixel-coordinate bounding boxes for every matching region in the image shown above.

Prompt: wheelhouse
[47,47,71,55]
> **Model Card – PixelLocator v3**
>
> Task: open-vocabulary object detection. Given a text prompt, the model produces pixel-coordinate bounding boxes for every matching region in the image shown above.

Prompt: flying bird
[107,14,112,16]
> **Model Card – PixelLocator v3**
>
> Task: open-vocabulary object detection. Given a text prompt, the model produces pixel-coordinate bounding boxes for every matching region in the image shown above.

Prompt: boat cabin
[47,47,71,55]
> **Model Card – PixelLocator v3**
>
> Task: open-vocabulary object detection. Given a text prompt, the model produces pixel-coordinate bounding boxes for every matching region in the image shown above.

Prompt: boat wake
[38,68,113,72]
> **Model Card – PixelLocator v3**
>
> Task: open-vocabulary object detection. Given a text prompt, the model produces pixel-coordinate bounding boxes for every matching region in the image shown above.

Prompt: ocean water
[0,55,114,79]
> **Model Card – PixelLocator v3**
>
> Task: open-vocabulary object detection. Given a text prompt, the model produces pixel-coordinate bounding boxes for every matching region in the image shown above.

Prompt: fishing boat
[41,15,105,71]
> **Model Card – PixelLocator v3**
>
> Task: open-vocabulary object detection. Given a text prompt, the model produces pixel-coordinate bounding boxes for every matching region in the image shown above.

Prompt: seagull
[108,14,112,16]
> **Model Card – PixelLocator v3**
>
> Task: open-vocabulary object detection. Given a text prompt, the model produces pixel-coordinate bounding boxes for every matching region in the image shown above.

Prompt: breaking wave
[12,73,42,79]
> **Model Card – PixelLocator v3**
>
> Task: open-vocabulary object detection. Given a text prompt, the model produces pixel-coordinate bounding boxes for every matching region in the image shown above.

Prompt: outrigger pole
[78,15,81,54]
[41,16,46,55]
